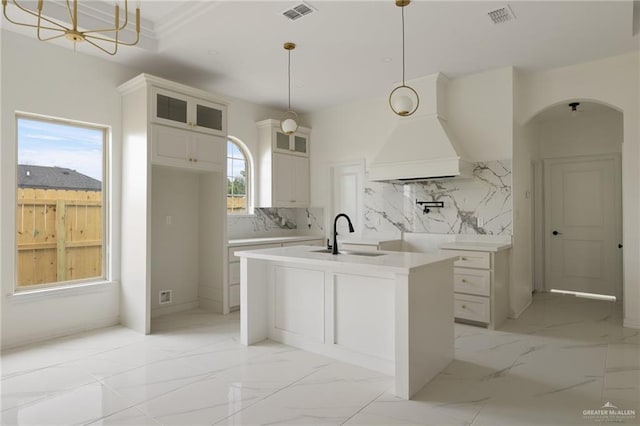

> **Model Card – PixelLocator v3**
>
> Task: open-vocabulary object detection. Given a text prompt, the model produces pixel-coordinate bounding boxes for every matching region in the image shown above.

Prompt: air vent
[488,5,515,24]
[281,2,315,21]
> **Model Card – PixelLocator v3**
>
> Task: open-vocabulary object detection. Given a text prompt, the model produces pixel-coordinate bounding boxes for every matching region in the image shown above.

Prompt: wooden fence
[17,188,102,288]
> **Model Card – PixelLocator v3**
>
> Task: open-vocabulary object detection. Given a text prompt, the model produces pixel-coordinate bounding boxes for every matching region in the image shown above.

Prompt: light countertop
[228,235,324,247]
[439,241,512,252]
[234,245,458,274]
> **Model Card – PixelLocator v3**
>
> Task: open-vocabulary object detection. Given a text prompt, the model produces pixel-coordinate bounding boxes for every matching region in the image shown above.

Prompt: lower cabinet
[441,248,510,329]
[227,238,323,311]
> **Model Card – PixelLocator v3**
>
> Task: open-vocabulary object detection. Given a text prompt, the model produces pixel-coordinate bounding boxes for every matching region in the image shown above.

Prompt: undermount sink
[312,248,387,257]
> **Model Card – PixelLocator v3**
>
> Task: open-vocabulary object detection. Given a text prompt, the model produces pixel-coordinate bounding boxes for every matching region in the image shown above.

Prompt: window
[227,138,252,214]
[16,115,108,291]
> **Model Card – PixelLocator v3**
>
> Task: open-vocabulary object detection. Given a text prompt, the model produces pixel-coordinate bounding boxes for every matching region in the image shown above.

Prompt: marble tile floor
[1,293,638,426]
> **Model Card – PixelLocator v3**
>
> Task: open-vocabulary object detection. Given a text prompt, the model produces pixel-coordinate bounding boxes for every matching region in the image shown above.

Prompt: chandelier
[2,0,140,55]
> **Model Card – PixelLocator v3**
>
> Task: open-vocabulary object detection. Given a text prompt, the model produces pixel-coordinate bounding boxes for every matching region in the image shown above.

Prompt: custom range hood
[369,73,471,182]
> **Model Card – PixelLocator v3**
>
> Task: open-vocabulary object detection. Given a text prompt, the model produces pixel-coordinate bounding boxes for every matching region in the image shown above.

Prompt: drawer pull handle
[461,279,467,283]
[462,304,467,309]
[461,257,467,261]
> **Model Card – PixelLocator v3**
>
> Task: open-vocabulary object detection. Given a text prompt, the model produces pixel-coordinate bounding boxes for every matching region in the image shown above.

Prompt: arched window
[227,137,253,214]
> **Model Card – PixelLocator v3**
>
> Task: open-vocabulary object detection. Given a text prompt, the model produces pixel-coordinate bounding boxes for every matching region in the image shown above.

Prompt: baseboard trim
[1,316,120,350]
[623,317,640,329]
[151,300,199,319]
[509,297,533,319]
[199,297,222,314]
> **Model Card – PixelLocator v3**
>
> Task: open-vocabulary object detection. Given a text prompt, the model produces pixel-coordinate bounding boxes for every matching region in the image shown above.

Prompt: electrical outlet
[281,217,286,226]
[165,215,172,225]
[477,217,484,227]
[159,290,172,304]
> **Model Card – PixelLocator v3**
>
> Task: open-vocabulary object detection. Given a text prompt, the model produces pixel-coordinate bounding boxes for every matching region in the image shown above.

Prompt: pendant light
[389,0,419,117]
[281,42,299,135]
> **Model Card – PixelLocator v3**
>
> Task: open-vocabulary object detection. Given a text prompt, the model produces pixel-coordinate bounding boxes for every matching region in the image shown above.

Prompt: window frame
[226,136,254,216]
[14,112,110,293]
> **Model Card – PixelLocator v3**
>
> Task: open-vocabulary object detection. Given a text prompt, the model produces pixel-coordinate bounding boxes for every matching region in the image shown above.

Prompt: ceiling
[2,1,639,114]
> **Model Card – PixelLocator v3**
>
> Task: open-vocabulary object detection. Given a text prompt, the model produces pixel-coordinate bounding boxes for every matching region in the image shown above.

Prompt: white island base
[238,245,457,399]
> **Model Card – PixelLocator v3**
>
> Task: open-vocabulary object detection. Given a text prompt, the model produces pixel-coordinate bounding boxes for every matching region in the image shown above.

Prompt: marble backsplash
[227,207,324,240]
[364,160,512,235]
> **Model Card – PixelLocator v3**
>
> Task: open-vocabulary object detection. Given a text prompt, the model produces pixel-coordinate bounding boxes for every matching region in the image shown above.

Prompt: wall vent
[159,290,172,305]
[281,3,315,21]
[488,5,515,24]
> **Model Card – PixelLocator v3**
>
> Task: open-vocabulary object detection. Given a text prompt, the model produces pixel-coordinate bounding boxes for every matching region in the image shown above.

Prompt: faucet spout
[332,213,355,255]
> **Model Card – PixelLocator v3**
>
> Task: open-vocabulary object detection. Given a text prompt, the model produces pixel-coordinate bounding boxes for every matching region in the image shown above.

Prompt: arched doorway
[528,100,623,300]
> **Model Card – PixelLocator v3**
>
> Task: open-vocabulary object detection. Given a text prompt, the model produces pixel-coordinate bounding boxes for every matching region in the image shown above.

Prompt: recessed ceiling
[2,1,639,113]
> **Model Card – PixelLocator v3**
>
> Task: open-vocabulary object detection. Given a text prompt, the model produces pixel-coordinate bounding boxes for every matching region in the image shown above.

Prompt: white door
[328,161,365,235]
[544,155,622,298]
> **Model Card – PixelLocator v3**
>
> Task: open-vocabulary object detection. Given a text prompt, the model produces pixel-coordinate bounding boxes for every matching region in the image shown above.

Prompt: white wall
[306,69,514,211]
[446,67,514,161]
[150,167,200,316]
[535,109,623,159]
[0,31,291,347]
[515,51,640,328]
[0,30,139,348]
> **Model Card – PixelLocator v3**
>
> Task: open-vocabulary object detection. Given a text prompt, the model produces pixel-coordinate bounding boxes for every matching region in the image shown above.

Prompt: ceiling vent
[281,3,315,21]
[488,5,516,24]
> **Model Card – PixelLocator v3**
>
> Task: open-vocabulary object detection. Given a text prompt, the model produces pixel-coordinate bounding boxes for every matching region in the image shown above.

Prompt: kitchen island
[236,245,458,399]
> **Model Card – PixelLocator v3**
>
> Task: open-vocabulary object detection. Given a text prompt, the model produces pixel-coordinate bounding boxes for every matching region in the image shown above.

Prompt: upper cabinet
[257,119,311,208]
[151,87,227,136]
[272,126,310,157]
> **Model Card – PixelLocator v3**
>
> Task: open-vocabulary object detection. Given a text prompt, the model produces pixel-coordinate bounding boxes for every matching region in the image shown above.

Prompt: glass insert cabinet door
[156,93,187,124]
[293,135,307,153]
[153,88,226,134]
[272,129,309,156]
[196,103,223,132]
[276,131,290,150]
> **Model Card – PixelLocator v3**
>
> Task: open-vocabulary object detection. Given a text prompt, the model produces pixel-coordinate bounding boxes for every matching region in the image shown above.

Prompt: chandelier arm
[7,0,68,30]
[2,9,63,31]
[86,32,139,46]
[84,36,118,56]
[65,0,74,26]
[36,29,66,41]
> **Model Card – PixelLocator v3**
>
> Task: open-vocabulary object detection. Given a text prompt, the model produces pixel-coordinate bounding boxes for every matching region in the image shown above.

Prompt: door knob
[552,230,562,235]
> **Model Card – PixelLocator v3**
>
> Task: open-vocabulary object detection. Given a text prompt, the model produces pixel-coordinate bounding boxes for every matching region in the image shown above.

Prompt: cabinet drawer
[454,268,490,297]
[229,243,281,261]
[229,261,240,284]
[448,250,490,269]
[229,284,240,308]
[454,294,490,323]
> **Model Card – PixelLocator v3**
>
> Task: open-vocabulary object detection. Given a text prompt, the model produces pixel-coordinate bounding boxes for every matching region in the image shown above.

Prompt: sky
[17,118,104,181]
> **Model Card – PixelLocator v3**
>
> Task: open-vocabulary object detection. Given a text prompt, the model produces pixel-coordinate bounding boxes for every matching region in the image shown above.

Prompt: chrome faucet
[332,213,355,255]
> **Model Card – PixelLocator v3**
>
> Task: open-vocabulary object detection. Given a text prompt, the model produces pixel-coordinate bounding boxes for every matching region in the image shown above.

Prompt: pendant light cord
[288,48,292,110]
[401,4,405,85]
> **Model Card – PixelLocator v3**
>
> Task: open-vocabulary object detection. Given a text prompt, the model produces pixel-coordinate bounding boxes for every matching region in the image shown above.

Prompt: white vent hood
[369,73,471,182]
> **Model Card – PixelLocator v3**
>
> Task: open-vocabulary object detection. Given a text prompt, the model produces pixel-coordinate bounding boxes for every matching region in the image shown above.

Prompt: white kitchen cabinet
[118,74,228,333]
[257,119,311,208]
[227,237,323,311]
[152,87,226,136]
[152,124,224,171]
[440,248,510,329]
[271,153,309,207]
